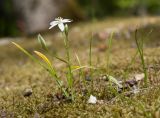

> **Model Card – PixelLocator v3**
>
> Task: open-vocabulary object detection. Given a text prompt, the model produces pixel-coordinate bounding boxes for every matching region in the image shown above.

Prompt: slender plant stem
[123,29,152,81]
[49,68,69,97]
[89,33,93,92]
[62,32,74,100]
[135,29,148,86]
[106,32,113,74]
[75,53,87,90]
[89,33,93,69]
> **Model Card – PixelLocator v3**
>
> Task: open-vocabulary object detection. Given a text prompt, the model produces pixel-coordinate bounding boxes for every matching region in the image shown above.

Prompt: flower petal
[50,21,58,25]
[62,19,72,23]
[58,23,65,31]
[49,21,58,29]
[49,25,54,29]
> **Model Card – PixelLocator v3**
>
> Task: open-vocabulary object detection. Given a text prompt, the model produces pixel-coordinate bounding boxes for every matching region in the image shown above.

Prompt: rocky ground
[0,16,160,117]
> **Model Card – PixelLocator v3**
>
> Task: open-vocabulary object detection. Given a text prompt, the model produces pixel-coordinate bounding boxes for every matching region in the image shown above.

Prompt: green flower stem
[62,32,74,100]
[48,67,69,98]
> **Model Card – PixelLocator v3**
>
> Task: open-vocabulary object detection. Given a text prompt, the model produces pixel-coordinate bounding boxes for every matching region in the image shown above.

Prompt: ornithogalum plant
[12,17,75,100]
[49,17,74,100]
[12,17,105,101]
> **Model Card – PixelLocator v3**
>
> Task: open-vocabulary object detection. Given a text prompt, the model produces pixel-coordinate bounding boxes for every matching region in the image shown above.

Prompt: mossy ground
[0,16,160,117]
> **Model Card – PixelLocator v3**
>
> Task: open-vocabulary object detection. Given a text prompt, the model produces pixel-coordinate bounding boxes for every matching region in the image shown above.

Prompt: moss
[0,17,160,117]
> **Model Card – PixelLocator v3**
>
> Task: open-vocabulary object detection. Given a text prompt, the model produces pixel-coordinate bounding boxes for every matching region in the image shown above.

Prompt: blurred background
[0,0,160,37]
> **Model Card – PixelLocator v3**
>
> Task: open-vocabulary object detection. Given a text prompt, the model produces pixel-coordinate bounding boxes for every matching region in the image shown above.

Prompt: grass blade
[135,29,148,86]
[72,66,96,73]
[34,51,52,68]
[54,55,69,64]
[12,42,37,62]
[106,32,114,74]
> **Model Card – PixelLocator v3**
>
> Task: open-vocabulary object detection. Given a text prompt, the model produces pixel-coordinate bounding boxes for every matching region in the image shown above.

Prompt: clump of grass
[135,29,148,86]
[123,29,153,81]
[106,32,114,74]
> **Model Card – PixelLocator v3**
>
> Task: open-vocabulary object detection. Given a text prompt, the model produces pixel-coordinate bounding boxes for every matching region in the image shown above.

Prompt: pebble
[85,75,91,81]
[34,113,40,118]
[99,75,107,81]
[134,73,145,81]
[88,95,97,104]
[125,79,137,87]
[98,44,107,52]
[23,88,33,97]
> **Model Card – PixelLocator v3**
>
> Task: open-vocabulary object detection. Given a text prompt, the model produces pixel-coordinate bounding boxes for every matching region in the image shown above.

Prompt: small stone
[84,69,91,81]
[88,95,97,104]
[1,110,7,118]
[54,92,65,100]
[98,44,107,52]
[125,79,137,87]
[132,85,140,94]
[134,73,145,81]
[118,80,123,84]
[85,75,91,81]
[97,100,104,104]
[97,31,109,41]
[34,113,40,118]
[102,75,107,80]
[23,88,33,97]
[100,75,107,80]
[117,86,123,93]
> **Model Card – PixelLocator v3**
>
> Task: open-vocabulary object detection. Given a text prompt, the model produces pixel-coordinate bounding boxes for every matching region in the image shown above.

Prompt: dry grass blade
[34,51,52,67]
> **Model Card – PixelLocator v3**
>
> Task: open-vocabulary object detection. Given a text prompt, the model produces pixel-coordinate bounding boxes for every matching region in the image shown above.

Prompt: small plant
[49,17,74,100]
[106,32,114,74]
[12,17,97,101]
[135,29,148,86]
[123,29,152,81]
[12,17,75,100]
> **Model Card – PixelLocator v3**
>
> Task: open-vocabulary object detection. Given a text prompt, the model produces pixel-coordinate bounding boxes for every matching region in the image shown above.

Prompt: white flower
[49,17,72,32]
[88,95,97,104]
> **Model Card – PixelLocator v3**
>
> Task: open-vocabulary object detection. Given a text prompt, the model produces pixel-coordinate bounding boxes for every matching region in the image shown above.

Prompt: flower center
[55,17,63,23]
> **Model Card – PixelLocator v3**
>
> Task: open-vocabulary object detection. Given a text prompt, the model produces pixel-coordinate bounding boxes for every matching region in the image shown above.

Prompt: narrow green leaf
[12,42,67,95]
[12,42,50,69]
[12,42,37,62]
[72,66,96,73]
[54,55,69,64]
